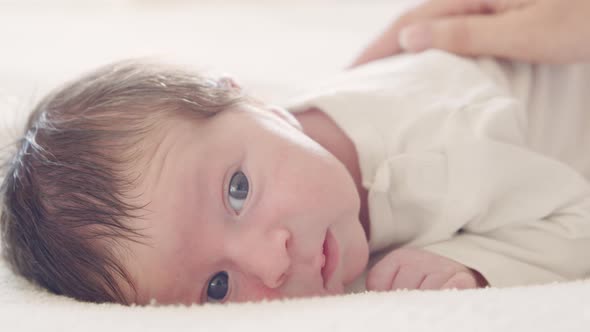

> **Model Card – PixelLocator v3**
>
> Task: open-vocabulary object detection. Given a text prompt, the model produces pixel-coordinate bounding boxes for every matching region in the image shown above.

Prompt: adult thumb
[399,14,526,60]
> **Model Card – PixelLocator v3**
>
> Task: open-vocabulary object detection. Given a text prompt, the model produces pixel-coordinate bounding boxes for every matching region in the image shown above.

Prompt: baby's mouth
[321,228,339,289]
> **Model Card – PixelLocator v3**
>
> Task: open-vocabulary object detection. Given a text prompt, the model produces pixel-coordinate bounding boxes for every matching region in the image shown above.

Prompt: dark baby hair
[0,60,245,304]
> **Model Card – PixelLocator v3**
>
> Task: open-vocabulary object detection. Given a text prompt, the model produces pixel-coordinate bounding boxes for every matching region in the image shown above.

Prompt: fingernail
[399,24,432,52]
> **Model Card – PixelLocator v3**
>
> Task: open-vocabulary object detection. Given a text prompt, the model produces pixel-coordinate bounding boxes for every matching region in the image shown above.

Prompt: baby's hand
[366,247,487,292]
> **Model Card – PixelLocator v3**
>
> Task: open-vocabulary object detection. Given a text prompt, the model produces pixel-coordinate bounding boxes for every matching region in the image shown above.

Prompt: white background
[0,1,412,126]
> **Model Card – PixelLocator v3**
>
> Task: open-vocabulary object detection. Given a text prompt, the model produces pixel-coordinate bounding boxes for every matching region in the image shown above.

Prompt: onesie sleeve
[286,50,590,287]
[419,102,590,287]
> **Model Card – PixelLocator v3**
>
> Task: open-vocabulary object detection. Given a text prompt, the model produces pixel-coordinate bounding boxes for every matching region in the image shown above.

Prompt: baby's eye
[228,171,249,213]
[206,271,229,303]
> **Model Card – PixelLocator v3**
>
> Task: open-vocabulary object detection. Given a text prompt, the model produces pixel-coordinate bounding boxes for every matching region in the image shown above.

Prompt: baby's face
[125,104,369,305]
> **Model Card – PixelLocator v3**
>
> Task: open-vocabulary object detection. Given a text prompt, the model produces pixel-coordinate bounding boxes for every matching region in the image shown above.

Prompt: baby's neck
[294,107,370,241]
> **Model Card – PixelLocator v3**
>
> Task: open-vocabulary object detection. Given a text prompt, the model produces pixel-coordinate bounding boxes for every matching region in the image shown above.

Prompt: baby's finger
[419,272,454,290]
[390,266,426,291]
[441,271,478,290]
[366,261,400,292]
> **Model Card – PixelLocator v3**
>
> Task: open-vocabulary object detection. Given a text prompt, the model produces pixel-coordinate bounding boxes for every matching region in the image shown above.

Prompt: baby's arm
[425,138,590,288]
[368,129,590,291]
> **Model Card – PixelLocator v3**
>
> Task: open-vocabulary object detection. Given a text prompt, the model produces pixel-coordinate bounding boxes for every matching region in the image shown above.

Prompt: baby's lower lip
[321,229,339,289]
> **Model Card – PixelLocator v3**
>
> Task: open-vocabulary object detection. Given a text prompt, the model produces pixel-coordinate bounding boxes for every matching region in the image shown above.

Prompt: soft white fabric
[2,1,590,331]
[2,257,590,332]
[287,50,590,288]
[477,58,590,179]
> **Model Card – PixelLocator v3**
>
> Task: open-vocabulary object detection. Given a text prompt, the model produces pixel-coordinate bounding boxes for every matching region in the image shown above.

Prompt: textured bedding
[1,257,589,331]
[1,1,589,331]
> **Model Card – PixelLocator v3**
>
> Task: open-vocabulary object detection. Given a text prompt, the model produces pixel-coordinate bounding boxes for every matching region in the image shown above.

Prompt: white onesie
[286,50,590,288]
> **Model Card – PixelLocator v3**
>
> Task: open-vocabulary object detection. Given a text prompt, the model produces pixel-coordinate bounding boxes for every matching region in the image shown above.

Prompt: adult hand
[351,0,590,67]
[366,247,487,291]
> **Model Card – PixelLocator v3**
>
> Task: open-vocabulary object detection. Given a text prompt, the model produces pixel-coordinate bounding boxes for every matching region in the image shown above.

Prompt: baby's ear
[268,105,303,131]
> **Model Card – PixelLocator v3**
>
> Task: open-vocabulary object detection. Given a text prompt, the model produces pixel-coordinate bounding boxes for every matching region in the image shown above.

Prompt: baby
[2,50,590,305]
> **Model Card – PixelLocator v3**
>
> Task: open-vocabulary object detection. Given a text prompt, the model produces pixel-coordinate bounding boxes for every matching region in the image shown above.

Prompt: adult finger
[350,0,502,68]
[398,7,539,61]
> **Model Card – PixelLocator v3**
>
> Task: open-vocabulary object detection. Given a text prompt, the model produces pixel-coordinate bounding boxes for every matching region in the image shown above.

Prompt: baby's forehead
[135,104,274,187]
[134,111,221,180]
[137,103,286,175]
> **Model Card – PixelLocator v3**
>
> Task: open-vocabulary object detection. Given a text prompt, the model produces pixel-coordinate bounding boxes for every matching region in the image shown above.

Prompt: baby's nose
[227,227,292,289]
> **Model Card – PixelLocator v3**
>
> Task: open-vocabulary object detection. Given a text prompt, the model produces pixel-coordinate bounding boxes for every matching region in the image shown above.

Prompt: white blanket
[2,257,589,331]
[1,1,589,331]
